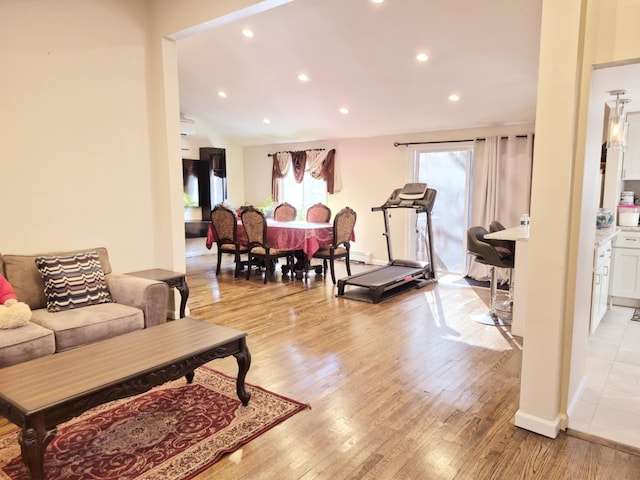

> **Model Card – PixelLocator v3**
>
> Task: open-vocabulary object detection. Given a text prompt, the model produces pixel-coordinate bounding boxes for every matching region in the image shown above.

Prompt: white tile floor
[570,305,640,448]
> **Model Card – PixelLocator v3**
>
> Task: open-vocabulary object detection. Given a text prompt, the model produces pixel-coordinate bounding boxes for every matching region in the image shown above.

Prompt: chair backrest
[467,226,513,268]
[273,202,297,221]
[306,203,331,223]
[333,207,357,246]
[467,226,490,258]
[488,220,515,253]
[240,207,267,247]
[210,204,238,244]
[489,221,506,233]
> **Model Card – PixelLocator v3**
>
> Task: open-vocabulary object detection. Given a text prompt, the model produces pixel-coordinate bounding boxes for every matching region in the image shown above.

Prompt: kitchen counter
[595,228,619,247]
[485,225,528,242]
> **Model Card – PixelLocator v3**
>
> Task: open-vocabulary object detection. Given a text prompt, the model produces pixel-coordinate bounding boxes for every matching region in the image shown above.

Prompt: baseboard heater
[348,251,372,264]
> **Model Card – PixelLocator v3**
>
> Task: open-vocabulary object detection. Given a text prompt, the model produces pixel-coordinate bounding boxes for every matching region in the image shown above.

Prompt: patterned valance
[271,148,341,202]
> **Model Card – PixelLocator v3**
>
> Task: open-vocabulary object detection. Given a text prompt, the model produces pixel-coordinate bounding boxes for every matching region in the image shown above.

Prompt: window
[413,145,473,274]
[279,169,327,218]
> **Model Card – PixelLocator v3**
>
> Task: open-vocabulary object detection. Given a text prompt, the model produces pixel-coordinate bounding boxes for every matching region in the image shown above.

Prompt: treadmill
[337,183,437,303]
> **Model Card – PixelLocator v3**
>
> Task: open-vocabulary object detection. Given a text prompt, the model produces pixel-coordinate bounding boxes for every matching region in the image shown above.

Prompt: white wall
[243,124,534,264]
[518,0,640,438]
[0,0,156,269]
[0,0,266,274]
[567,0,640,428]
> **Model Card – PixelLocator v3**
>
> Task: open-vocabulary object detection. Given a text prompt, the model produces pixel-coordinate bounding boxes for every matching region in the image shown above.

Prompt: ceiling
[592,63,640,115]
[176,0,544,147]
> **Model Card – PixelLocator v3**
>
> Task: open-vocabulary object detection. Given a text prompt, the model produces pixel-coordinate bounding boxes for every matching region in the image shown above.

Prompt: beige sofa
[0,247,169,368]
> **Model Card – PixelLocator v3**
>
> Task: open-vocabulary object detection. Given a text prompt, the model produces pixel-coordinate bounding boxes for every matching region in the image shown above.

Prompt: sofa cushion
[30,302,144,352]
[0,322,56,367]
[35,251,112,312]
[1,247,112,310]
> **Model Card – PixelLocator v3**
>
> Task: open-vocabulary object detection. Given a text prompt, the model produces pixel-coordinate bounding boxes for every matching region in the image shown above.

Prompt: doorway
[182,148,227,239]
[412,145,473,275]
[568,60,640,449]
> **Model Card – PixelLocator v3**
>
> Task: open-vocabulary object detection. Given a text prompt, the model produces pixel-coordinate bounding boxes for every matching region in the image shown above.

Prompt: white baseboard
[350,251,372,264]
[566,375,587,426]
[610,296,640,308]
[514,409,561,438]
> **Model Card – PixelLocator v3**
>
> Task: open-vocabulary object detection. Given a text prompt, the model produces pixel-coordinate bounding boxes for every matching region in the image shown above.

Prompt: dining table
[247,219,335,260]
[207,219,336,260]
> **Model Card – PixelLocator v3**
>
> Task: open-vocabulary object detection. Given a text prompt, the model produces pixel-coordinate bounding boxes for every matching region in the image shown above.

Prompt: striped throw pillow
[35,251,112,312]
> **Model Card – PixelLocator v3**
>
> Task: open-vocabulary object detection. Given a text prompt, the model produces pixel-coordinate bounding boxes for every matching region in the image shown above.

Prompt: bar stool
[467,226,515,326]
[489,220,516,292]
[489,221,515,257]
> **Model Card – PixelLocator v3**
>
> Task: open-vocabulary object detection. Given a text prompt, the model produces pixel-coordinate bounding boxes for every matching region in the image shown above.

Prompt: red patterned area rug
[0,367,309,480]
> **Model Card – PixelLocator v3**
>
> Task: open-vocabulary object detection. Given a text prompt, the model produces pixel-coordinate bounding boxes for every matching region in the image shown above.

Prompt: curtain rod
[267,148,326,157]
[393,134,531,147]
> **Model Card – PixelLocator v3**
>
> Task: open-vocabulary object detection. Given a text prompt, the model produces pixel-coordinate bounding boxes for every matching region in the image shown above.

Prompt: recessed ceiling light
[241,28,254,38]
[339,107,349,114]
[263,118,271,124]
[297,73,310,82]
[217,91,227,98]
[416,52,429,62]
[449,94,460,102]
[371,0,384,3]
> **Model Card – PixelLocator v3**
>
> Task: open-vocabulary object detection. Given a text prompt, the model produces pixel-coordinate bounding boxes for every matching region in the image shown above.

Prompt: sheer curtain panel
[467,134,534,281]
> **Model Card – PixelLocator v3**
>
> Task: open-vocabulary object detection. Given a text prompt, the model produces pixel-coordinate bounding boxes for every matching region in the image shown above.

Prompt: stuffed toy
[0,274,31,329]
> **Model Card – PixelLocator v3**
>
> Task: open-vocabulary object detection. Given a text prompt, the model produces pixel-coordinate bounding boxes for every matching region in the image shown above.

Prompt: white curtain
[307,149,343,193]
[467,134,534,282]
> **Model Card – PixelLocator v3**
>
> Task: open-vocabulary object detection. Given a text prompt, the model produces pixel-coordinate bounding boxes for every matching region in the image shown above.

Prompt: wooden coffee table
[0,318,250,480]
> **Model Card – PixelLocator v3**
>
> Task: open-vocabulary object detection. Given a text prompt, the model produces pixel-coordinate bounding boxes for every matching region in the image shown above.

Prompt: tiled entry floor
[570,305,640,449]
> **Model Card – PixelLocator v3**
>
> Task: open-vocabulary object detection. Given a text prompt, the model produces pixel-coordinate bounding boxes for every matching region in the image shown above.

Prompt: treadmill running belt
[340,265,419,287]
[337,264,433,303]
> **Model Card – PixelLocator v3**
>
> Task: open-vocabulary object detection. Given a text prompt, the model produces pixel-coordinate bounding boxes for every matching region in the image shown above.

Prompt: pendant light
[607,89,630,150]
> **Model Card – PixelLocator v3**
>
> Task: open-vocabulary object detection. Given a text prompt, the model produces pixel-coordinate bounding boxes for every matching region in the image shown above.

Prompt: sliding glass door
[413,145,473,275]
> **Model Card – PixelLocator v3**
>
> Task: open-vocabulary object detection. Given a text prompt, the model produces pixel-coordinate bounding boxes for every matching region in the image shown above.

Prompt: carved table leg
[176,278,190,319]
[20,423,57,480]
[185,371,195,384]
[234,337,252,405]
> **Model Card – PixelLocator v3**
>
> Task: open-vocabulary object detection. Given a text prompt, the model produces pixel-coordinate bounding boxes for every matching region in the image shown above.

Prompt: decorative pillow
[35,251,112,313]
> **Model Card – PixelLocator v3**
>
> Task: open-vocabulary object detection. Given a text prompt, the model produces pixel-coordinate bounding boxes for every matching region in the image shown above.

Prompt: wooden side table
[126,269,189,318]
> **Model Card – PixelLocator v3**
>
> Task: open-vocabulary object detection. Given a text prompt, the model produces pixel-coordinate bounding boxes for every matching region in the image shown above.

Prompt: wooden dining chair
[210,204,248,277]
[273,202,297,221]
[312,206,357,284]
[301,203,332,276]
[240,206,295,283]
[306,203,331,223]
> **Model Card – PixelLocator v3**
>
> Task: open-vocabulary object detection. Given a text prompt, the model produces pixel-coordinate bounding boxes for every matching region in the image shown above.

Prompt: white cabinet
[591,240,612,334]
[611,232,640,298]
[623,112,640,180]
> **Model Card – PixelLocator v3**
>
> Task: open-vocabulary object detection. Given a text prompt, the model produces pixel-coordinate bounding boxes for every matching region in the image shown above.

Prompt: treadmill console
[378,183,436,212]
[399,183,428,200]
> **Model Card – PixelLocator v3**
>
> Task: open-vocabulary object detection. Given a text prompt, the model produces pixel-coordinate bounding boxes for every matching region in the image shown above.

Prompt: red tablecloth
[207,220,335,260]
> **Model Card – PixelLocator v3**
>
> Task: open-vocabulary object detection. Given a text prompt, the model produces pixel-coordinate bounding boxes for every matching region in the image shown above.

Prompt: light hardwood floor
[2,255,639,479]
[184,255,640,479]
